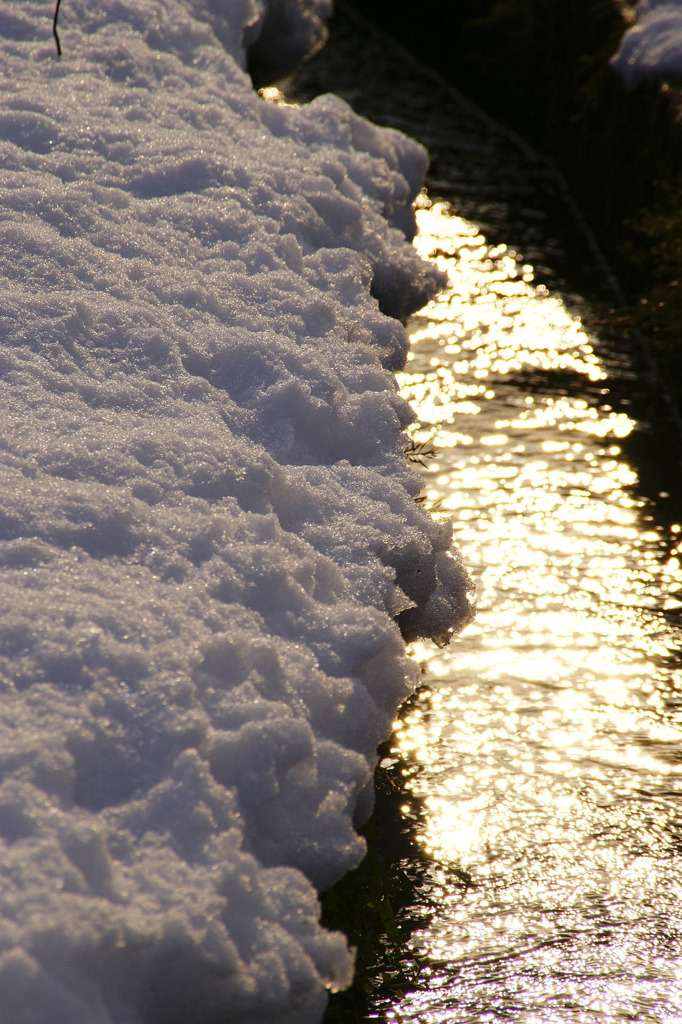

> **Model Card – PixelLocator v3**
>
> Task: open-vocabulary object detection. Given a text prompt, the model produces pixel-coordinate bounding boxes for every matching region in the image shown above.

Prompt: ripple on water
[386,200,682,1024]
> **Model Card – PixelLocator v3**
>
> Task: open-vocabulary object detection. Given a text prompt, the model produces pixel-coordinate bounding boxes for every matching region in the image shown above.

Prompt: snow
[0,1,473,1021]
[610,0,682,88]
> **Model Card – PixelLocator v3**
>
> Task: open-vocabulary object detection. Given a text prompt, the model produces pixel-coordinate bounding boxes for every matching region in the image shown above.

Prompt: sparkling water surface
[381,201,682,1023]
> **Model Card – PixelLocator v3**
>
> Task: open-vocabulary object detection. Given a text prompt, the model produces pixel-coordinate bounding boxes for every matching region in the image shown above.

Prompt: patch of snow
[610,0,682,88]
[0,1,473,1021]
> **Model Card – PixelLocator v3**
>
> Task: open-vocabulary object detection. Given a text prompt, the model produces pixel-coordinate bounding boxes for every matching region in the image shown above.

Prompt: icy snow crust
[610,0,682,88]
[0,1,472,1021]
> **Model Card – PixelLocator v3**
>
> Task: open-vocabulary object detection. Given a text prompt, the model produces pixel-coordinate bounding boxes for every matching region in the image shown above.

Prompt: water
[285,7,682,1021]
[383,201,682,1023]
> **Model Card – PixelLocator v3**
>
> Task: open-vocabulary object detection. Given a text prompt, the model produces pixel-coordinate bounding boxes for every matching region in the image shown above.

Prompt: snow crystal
[610,0,682,88]
[0,1,473,1021]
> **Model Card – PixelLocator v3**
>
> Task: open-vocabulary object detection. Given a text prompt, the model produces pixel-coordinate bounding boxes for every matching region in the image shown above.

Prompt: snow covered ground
[610,0,682,88]
[0,2,473,1021]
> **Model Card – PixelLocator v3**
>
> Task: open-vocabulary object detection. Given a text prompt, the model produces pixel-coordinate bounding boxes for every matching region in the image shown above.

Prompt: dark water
[285,7,682,1022]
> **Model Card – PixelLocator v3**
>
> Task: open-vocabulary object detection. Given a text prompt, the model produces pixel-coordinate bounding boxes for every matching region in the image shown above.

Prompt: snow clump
[0,1,473,1022]
[610,0,682,88]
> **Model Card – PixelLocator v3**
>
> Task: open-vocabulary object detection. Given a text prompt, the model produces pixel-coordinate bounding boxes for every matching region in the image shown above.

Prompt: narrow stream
[287,7,682,1021]
[384,201,682,1023]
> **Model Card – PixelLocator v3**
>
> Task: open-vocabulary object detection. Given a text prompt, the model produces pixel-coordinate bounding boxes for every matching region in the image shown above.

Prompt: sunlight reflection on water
[388,200,682,1023]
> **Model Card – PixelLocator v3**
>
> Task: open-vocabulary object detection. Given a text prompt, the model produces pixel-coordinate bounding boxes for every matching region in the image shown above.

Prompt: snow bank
[0,2,472,1021]
[610,0,682,88]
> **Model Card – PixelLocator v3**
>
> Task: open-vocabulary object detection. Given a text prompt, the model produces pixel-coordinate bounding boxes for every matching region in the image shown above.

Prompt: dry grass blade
[403,436,437,467]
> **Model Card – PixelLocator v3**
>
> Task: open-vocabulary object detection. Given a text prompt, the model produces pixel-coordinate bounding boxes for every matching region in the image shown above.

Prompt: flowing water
[383,201,682,1023]
[286,7,682,1021]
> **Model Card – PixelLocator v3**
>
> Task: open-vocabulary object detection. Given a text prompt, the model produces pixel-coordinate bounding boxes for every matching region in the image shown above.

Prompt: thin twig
[53,0,63,57]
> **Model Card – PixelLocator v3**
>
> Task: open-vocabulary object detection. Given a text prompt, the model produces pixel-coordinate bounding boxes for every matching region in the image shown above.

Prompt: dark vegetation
[346,0,682,410]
